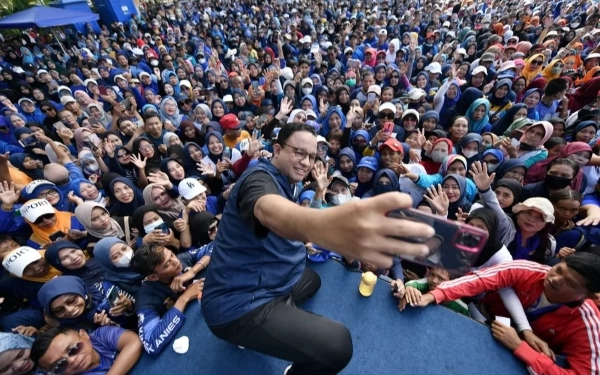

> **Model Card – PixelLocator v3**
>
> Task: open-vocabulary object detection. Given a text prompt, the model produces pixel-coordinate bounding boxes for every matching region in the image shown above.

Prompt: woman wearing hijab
[37,275,134,330]
[0,332,36,375]
[87,103,112,129]
[8,153,44,181]
[94,237,143,296]
[541,59,565,81]
[525,142,593,192]
[210,98,228,123]
[159,97,186,129]
[457,133,482,169]
[465,99,491,134]
[189,211,218,247]
[105,146,141,187]
[521,54,545,84]
[441,87,483,129]
[142,183,186,228]
[487,79,514,123]
[159,157,187,186]
[131,137,162,172]
[108,177,144,217]
[465,207,513,268]
[179,119,206,146]
[74,202,126,252]
[69,178,105,205]
[441,174,471,220]
[40,101,60,130]
[364,169,400,198]
[202,131,241,192]
[132,205,180,250]
[44,241,104,287]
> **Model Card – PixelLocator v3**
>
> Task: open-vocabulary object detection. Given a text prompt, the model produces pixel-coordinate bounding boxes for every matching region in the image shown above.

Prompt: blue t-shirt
[81,326,124,375]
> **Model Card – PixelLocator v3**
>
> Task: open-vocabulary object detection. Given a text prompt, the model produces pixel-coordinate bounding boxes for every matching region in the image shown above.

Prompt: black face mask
[544,174,572,190]
[519,142,535,151]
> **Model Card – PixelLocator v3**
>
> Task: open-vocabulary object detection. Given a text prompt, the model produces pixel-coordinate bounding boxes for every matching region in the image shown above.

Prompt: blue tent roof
[0,6,99,29]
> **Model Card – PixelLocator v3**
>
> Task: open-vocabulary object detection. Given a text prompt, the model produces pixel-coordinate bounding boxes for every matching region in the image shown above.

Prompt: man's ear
[79,329,90,339]
[272,143,282,158]
[146,273,159,282]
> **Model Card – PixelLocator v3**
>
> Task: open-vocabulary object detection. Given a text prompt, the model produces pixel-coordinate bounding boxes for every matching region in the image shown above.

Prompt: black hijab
[467,207,505,268]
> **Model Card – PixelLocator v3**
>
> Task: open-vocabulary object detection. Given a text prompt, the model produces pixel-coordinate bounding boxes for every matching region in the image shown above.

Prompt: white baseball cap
[2,247,42,277]
[379,102,397,114]
[472,66,488,76]
[178,178,207,200]
[19,198,55,223]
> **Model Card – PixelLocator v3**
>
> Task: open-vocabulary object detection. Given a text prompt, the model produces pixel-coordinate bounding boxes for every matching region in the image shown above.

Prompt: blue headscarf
[458,133,483,169]
[490,103,526,135]
[0,332,33,353]
[321,107,347,136]
[8,153,44,180]
[44,241,104,285]
[439,80,462,121]
[521,89,542,120]
[442,173,469,213]
[301,95,319,116]
[350,130,370,162]
[94,238,143,284]
[69,178,103,203]
[372,169,400,195]
[37,275,104,327]
[22,179,70,212]
[494,159,528,184]
[465,98,491,134]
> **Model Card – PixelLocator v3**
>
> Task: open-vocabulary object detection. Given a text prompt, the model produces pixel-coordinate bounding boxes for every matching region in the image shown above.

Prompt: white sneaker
[284,365,292,375]
[238,345,245,349]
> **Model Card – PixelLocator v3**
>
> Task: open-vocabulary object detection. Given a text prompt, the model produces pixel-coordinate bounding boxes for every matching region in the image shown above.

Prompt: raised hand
[67,191,84,206]
[197,161,216,177]
[147,171,171,186]
[424,184,449,216]
[311,162,332,192]
[469,161,495,191]
[0,181,20,208]
[130,153,147,170]
[279,96,293,116]
[247,131,264,157]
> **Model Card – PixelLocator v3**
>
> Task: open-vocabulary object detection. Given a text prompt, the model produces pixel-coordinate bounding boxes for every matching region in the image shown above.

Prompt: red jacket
[431,260,600,375]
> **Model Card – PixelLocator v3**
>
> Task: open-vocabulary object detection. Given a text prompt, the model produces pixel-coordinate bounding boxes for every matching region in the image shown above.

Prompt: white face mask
[331,193,352,205]
[430,150,447,163]
[302,88,312,95]
[150,60,159,67]
[144,218,164,234]
[86,162,100,172]
[463,150,478,158]
[487,163,498,173]
[199,58,206,64]
[114,249,133,268]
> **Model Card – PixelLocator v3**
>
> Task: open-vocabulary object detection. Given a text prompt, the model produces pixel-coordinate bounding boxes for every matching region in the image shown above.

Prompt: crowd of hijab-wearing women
[1,0,600,373]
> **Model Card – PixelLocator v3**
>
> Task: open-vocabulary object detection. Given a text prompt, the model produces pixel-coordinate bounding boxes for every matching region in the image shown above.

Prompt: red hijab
[420,138,454,174]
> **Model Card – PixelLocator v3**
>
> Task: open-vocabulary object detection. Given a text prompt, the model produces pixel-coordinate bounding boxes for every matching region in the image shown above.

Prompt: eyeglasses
[531,60,543,66]
[179,100,192,105]
[390,75,400,79]
[117,152,129,158]
[378,112,395,120]
[317,144,329,152]
[51,341,84,374]
[37,190,59,199]
[283,144,317,163]
[42,108,54,113]
[34,213,55,225]
[138,146,153,152]
[353,139,368,145]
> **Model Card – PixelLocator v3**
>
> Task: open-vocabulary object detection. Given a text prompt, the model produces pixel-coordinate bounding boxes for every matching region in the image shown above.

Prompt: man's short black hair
[143,112,161,123]
[31,327,77,366]
[275,122,317,146]
[565,252,600,293]
[544,78,569,97]
[130,244,165,276]
[0,234,15,245]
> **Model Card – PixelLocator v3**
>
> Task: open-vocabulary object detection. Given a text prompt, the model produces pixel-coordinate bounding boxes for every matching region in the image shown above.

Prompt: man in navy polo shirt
[202,122,435,375]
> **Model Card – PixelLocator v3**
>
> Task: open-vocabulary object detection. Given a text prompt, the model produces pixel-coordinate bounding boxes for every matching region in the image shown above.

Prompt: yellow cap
[359,271,377,297]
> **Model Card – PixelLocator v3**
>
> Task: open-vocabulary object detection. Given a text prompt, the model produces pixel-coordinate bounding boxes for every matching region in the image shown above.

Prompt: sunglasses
[378,112,395,120]
[51,342,84,374]
[34,213,55,225]
[41,108,54,113]
[530,60,543,66]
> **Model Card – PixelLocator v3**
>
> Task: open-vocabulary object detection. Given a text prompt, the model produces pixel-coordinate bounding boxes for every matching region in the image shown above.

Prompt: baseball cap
[223,94,234,103]
[368,85,381,95]
[408,88,426,101]
[424,62,442,74]
[17,98,34,106]
[219,114,241,130]
[84,79,97,87]
[357,156,378,171]
[472,66,488,76]
[2,247,42,277]
[178,178,207,200]
[60,96,76,105]
[317,135,330,146]
[329,175,350,189]
[19,198,55,223]
[36,69,48,77]
[379,102,397,114]
[378,138,403,152]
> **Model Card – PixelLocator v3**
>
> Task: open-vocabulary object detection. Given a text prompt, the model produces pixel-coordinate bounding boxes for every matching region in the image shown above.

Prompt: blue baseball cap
[357,156,378,172]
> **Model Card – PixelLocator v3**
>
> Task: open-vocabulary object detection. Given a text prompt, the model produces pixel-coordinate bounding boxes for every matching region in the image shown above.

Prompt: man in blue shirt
[535,78,569,121]
[130,243,213,356]
[31,326,142,375]
[201,122,435,375]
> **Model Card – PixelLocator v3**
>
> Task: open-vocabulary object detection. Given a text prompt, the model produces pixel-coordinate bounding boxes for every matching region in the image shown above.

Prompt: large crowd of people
[0,0,600,373]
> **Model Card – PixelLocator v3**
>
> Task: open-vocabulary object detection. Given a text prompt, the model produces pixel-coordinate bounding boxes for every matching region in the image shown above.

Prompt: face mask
[114,249,133,268]
[486,164,498,173]
[86,163,100,172]
[430,150,447,163]
[151,60,159,67]
[144,218,164,234]
[551,67,562,74]
[544,174,571,190]
[199,58,206,64]
[462,150,478,158]
[302,88,312,95]
[331,193,352,205]
[346,79,356,86]
[375,184,396,195]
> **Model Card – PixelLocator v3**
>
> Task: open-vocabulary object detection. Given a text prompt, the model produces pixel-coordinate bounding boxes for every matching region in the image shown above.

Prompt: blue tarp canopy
[0,6,99,29]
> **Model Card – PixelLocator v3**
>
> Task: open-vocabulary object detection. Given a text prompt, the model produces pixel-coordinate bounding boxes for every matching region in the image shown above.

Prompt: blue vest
[201,159,306,326]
